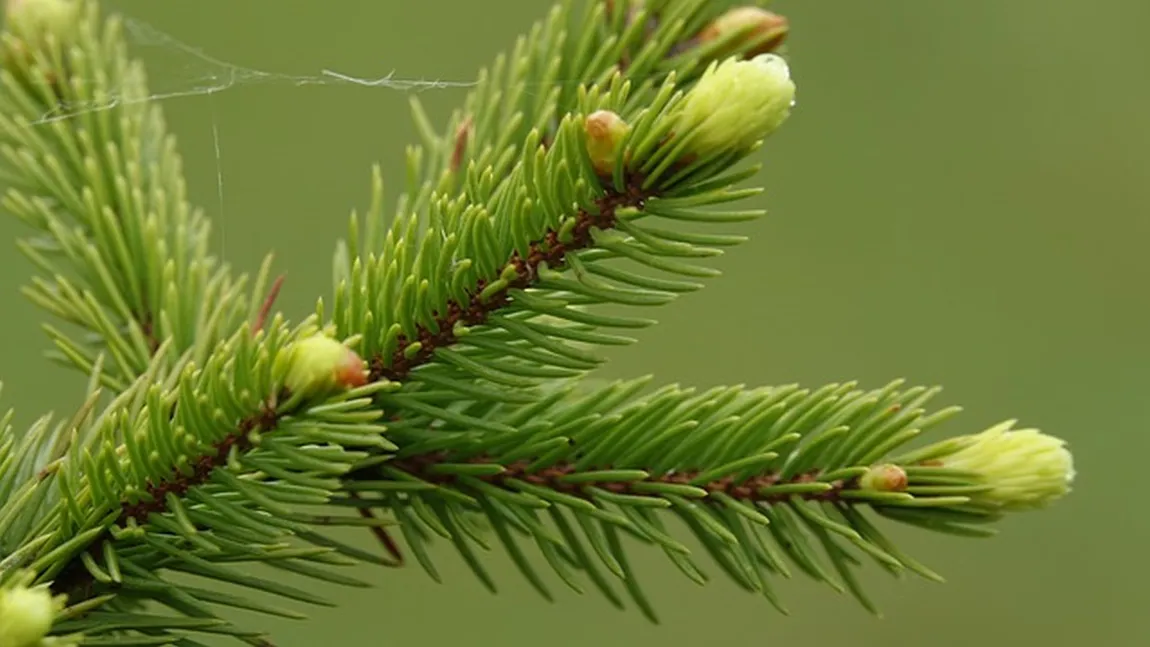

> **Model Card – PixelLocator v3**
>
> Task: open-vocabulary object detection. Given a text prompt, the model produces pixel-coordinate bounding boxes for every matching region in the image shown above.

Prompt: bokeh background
[2,1,1147,645]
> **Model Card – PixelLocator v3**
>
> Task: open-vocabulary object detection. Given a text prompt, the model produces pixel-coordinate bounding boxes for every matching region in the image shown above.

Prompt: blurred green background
[2,1,1148,645]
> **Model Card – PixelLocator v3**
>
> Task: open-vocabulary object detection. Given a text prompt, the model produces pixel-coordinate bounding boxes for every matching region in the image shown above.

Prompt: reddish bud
[584,110,630,176]
[699,7,789,59]
[282,335,368,398]
[859,464,909,492]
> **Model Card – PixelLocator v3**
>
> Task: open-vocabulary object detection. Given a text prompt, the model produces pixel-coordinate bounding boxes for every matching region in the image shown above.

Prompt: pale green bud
[584,110,630,176]
[0,584,56,647]
[4,0,79,51]
[676,54,796,156]
[281,334,368,398]
[938,420,1075,510]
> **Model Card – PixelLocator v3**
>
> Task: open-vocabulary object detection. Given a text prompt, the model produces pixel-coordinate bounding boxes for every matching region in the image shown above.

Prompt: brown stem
[350,492,405,566]
[253,274,286,335]
[450,116,473,173]
[390,454,851,505]
[139,314,160,354]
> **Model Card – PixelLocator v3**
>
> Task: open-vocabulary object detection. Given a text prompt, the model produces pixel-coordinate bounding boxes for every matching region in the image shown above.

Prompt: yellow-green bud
[0,584,56,647]
[859,463,908,492]
[4,0,79,52]
[584,109,630,176]
[282,334,368,398]
[699,7,790,59]
[676,54,795,156]
[937,421,1075,510]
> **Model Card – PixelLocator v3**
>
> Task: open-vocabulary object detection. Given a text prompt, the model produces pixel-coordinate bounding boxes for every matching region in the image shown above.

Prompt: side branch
[51,400,283,599]
[371,179,651,382]
[117,403,282,524]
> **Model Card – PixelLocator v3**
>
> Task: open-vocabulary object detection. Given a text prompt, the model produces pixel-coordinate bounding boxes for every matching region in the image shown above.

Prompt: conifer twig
[369,180,649,382]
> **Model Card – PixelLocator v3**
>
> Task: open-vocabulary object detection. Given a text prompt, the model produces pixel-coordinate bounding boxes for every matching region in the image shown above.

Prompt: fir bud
[282,334,368,398]
[936,421,1075,510]
[859,463,908,492]
[584,109,630,176]
[0,584,57,647]
[699,7,790,58]
[676,54,795,157]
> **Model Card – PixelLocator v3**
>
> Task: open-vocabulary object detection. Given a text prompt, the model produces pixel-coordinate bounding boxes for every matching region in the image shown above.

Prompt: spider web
[34,17,478,125]
[25,16,484,258]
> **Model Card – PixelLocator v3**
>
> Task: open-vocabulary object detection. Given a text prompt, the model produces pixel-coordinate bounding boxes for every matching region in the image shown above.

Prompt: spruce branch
[0,0,1078,645]
[344,376,1072,621]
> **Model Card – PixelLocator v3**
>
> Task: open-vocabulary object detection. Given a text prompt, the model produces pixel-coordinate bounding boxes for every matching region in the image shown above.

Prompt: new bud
[282,334,368,398]
[675,54,795,157]
[699,7,790,58]
[859,463,908,492]
[936,421,1075,510]
[584,109,630,176]
[0,584,57,647]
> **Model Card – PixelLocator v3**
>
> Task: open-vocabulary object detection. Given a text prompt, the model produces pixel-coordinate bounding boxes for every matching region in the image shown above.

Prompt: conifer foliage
[0,0,1074,644]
